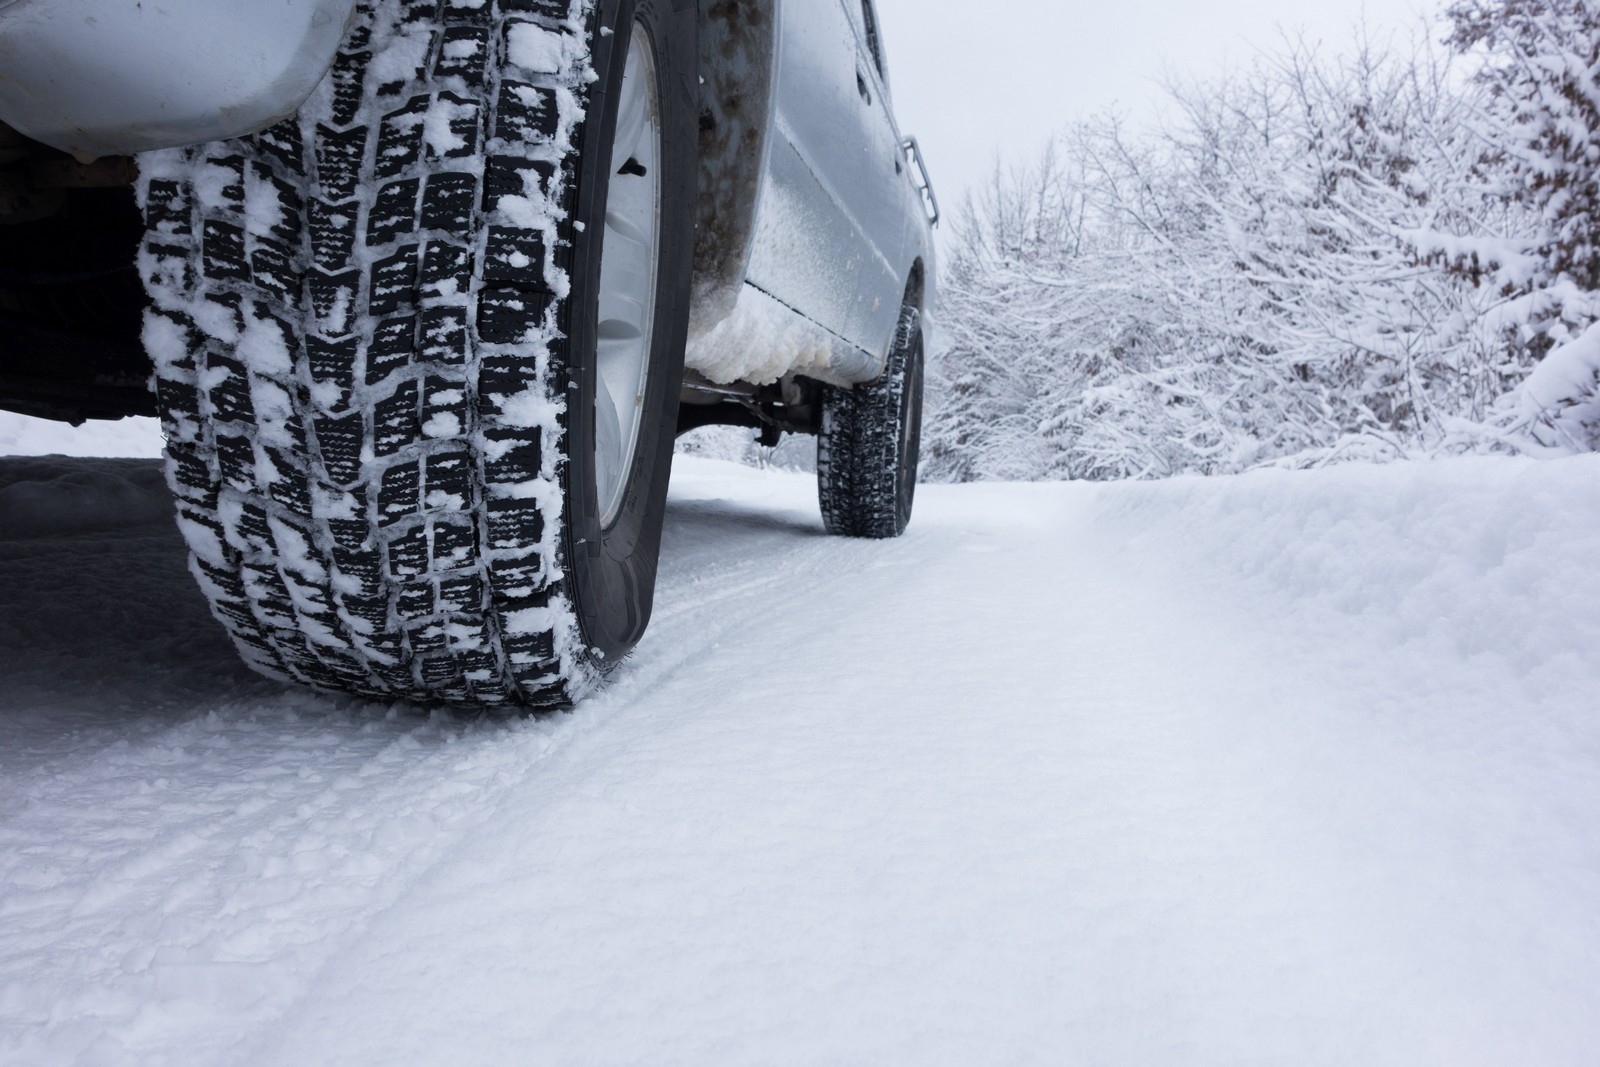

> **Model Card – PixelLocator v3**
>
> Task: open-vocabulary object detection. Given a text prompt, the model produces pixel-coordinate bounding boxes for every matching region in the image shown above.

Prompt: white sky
[873,0,1433,208]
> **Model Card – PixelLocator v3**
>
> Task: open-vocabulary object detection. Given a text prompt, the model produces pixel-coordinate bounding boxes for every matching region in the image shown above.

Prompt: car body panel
[0,0,935,392]
[0,0,356,158]
[721,0,930,386]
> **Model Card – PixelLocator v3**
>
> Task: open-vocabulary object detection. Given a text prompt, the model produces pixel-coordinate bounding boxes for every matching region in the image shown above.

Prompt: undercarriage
[0,123,150,423]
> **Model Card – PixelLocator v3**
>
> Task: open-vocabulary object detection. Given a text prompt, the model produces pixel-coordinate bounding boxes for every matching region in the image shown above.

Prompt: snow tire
[817,306,925,539]
[135,0,694,709]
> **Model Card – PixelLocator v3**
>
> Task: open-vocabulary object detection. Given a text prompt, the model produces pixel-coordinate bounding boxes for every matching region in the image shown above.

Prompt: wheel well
[689,0,778,342]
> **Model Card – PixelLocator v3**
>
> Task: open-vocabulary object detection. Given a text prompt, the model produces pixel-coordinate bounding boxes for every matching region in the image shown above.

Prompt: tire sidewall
[561,0,695,664]
[895,317,924,532]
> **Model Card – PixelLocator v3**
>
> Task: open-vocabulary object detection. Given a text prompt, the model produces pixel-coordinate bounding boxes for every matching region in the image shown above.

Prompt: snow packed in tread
[133,0,602,708]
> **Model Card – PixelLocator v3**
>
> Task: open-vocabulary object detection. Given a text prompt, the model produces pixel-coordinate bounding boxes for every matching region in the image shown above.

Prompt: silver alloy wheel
[593,22,663,530]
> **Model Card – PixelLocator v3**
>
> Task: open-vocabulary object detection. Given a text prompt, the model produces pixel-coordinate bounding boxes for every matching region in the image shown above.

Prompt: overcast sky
[872,0,1433,209]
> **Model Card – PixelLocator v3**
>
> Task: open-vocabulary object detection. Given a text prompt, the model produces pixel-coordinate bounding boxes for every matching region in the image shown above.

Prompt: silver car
[0,0,938,708]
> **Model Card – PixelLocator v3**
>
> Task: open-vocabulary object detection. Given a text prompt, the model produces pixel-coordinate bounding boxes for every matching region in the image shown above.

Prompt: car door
[743,0,907,366]
[842,0,916,351]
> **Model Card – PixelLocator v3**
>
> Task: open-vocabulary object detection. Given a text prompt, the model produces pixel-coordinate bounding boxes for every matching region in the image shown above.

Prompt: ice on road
[2,452,1598,1065]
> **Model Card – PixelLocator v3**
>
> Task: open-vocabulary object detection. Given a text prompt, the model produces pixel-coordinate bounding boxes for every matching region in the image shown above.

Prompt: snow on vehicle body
[0,0,938,708]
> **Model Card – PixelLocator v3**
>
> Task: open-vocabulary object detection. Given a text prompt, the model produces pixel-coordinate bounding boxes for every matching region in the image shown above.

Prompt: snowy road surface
[2,452,1598,1065]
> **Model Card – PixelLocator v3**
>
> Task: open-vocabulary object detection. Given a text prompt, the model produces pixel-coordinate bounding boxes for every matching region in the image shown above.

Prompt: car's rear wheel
[817,305,925,539]
[136,0,694,708]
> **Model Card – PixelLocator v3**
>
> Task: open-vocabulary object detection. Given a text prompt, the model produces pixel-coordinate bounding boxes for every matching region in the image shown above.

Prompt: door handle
[856,69,872,106]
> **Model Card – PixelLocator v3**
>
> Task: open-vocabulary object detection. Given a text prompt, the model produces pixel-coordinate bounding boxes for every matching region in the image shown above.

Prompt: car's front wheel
[136,0,694,708]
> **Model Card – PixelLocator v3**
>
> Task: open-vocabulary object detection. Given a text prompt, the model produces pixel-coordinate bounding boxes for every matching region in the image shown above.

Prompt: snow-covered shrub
[927,13,1600,481]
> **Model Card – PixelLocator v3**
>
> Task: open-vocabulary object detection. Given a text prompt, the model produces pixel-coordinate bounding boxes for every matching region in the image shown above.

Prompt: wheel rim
[593,22,663,530]
[898,339,923,524]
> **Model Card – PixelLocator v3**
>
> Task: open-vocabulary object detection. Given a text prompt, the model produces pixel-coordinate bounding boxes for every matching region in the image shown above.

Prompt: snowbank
[0,412,163,458]
[1091,454,1600,680]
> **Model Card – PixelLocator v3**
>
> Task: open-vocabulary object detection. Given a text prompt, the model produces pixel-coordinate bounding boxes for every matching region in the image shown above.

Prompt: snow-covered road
[2,452,1598,1065]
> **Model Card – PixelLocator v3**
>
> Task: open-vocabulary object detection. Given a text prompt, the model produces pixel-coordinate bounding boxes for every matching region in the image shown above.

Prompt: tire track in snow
[0,458,885,1064]
[0,699,606,1065]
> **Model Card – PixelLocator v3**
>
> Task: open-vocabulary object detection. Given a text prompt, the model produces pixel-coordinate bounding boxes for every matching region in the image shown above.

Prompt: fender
[688,0,894,389]
[689,0,776,345]
[0,0,356,159]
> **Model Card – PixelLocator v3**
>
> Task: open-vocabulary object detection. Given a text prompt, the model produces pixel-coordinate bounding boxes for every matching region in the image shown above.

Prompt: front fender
[0,0,355,158]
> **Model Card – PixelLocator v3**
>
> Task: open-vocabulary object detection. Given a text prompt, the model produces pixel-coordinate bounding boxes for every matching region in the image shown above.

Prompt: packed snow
[1,435,1596,1064]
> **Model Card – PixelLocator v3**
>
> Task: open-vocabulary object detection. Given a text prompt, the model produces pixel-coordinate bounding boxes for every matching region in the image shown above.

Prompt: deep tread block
[307,335,360,408]
[253,119,306,176]
[373,379,421,457]
[421,240,475,300]
[477,286,549,343]
[315,124,368,200]
[486,497,544,552]
[205,356,253,424]
[420,172,478,231]
[368,315,420,384]
[386,525,429,578]
[397,581,435,621]
[418,306,469,364]
[436,25,490,86]
[378,460,423,524]
[438,574,485,613]
[252,165,305,243]
[370,179,423,246]
[315,412,365,485]
[485,227,546,284]
[424,448,474,506]
[214,434,257,493]
[485,153,556,208]
[370,246,420,318]
[495,81,561,144]
[143,180,192,236]
[309,270,361,326]
[202,220,248,281]
[376,98,430,179]
[329,53,370,127]
[482,429,541,481]
[309,199,359,271]
[250,238,298,302]
[430,519,477,567]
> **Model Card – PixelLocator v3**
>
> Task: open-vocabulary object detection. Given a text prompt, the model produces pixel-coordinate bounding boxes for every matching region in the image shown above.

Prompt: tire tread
[136,0,599,707]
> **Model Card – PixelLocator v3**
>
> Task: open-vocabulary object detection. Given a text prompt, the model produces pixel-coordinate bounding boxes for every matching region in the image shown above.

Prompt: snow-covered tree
[1444,0,1600,450]
[926,29,1519,482]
